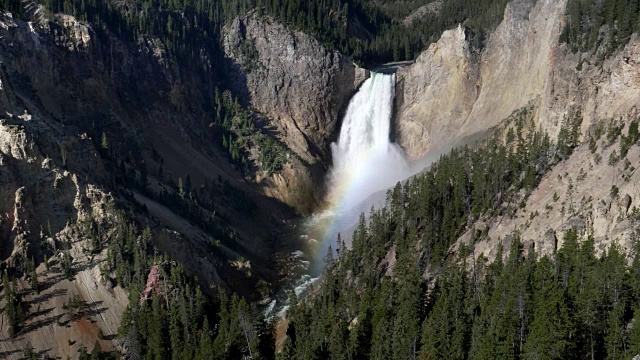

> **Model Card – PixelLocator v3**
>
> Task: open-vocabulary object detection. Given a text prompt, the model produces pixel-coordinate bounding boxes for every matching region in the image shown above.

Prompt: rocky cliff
[0,9,335,355]
[395,0,568,159]
[460,32,640,262]
[457,107,640,265]
[223,13,369,165]
[0,90,129,356]
[397,0,640,160]
[393,0,640,263]
[0,5,378,353]
[394,24,479,158]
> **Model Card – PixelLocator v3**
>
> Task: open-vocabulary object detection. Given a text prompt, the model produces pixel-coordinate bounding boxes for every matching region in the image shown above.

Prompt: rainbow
[301,72,412,273]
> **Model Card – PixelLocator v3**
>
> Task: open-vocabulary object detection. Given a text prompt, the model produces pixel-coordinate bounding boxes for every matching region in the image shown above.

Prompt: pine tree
[325,245,335,268]
[197,318,215,360]
[22,342,38,360]
[255,317,275,360]
[169,298,182,360]
[420,264,469,360]
[350,291,372,360]
[178,177,185,199]
[185,174,192,194]
[627,307,640,357]
[78,345,90,360]
[392,225,420,360]
[603,243,629,359]
[6,277,24,337]
[523,257,575,359]
[101,132,109,150]
[370,282,393,360]
[91,340,102,360]
[61,250,74,280]
[149,296,167,360]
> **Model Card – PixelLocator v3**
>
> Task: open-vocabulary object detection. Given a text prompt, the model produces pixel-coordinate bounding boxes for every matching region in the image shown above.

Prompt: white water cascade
[269,72,414,317]
[328,72,411,212]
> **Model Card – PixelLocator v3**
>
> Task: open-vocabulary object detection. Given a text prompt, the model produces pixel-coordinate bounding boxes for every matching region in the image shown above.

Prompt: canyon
[1,0,640,357]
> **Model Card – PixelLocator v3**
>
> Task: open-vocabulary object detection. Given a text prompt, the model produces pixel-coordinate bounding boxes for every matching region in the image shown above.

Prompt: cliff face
[223,14,369,165]
[0,10,334,355]
[396,0,640,160]
[395,0,567,159]
[0,13,109,264]
[394,24,479,158]
[393,0,640,263]
[457,107,640,265]
[0,7,377,351]
[463,34,640,262]
[539,33,640,140]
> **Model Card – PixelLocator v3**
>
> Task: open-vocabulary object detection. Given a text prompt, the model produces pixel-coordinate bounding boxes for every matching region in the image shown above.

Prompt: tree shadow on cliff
[222,45,251,110]
[0,350,20,358]
[27,307,55,320]
[35,275,69,294]
[20,313,64,334]
[59,299,107,325]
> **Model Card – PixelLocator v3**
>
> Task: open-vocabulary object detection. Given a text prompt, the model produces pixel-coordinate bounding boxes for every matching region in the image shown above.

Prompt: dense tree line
[12,0,525,67]
[106,107,586,360]
[233,0,522,64]
[0,201,274,357]
[284,216,640,359]
[277,109,640,359]
[118,261,276,360]
[212,87,292,176]
[98,213,277,359]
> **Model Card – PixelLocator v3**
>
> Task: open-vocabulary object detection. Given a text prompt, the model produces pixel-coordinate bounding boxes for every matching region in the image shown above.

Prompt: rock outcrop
[396,0,640,161]
[457,109,640,264]
[395,0,568,159]
[393,0,640,266]
[0,10,304,355]
[0,104,130,357]
[0,6,304,275]
[394,24,479,159]
[223,14,369,165]
[539,33,640,140]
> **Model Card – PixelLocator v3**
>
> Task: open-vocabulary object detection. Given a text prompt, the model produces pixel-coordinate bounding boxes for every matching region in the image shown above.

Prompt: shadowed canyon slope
[0,5,364,279]
[395,0,567,159]
[0,8,364,355]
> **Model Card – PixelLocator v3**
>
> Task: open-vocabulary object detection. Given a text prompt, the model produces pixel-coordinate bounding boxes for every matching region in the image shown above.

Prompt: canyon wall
[223,13,369,165]
[395,0,569,159]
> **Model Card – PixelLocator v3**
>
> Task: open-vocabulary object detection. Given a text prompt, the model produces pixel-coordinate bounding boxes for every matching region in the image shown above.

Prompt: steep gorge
[222,13,370,212]
[2,0,640,357]
[0,7,363,356]
[395,0,568,159]
[395,0,640,161]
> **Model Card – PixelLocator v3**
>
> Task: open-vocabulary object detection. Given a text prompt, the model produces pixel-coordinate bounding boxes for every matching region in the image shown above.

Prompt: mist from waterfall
[270,72,413,316]
[270,71,485,316]
[302,72,413,272]
[328,72,410,213]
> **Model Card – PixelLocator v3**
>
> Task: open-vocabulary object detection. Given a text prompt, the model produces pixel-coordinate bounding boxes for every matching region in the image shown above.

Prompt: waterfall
[328,72,410,213]
[269,72,412,317]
